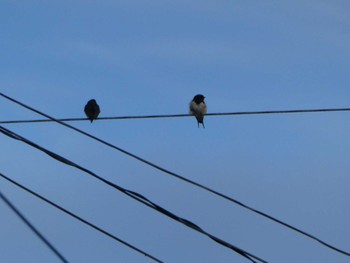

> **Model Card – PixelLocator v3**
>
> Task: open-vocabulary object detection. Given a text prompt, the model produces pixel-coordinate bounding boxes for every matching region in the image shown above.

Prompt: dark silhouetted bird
[84,99,100,123]
[189,94,207,128]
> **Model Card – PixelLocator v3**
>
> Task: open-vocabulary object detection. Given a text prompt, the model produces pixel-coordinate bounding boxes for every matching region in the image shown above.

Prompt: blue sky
[1,1,350,262]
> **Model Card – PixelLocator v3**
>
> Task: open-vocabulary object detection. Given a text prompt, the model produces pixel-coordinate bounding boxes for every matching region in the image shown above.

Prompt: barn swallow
[189,94,207,128]
[84,99,100,123]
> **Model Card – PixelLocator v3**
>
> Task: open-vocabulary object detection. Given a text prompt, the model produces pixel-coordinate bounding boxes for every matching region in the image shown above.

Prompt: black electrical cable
[0,190,69,263]
[1,107,350,124]
[0,125,265,263]
[1,92,349,258]
[0,172,163,263]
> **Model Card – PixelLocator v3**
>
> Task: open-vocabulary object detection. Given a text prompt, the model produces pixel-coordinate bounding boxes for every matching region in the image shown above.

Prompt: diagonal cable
[0,92,349,258]
[0,190,69,263]
[0,125,266,263]
[0,172,163,263]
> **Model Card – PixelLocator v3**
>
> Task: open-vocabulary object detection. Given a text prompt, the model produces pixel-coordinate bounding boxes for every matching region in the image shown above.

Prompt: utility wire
[1,107,350,124]
[1,92,349,258]
[0,172,163,263]
[0,189,69,263]
[0,125,265,263]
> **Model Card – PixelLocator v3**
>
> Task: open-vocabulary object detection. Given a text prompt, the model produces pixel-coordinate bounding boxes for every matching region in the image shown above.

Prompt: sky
[1,1,350,262]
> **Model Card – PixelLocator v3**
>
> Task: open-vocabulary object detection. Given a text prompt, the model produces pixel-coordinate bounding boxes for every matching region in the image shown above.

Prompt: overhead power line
[0,125,265,263]
[0,172,163,263]
[1,92,349,258]
[0,189,69,263]
[1,107,350,124]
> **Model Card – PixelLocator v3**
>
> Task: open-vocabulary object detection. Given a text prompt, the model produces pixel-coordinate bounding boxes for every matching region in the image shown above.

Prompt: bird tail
[196,115,205,128]
[197,120,205,128]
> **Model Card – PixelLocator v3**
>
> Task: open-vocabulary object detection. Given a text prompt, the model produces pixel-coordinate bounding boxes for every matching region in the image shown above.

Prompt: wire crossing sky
[1,92,349,258]
[1,107,350,124]
[0,125,266,263]
[0,190,69,263]
[0,172,163,263]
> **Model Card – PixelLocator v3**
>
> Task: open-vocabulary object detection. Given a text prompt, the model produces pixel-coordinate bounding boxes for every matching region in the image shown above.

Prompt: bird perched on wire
[189,94,207,128]
[84,99,100,123]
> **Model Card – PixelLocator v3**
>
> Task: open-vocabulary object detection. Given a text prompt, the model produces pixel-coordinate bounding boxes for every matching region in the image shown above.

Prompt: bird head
[193,94,205,104]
